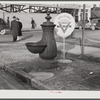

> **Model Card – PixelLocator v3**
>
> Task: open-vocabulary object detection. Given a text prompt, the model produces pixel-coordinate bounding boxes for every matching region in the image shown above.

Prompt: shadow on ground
[0,34,33,43]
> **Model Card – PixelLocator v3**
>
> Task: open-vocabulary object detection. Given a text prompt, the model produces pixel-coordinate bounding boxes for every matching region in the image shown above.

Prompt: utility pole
[57,4,59,14]
[81,4,86,57]
[3,12,5,21]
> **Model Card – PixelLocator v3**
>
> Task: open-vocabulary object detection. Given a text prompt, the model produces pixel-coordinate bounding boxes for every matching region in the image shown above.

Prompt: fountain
[25,42,47,54]
[26,12,57,61]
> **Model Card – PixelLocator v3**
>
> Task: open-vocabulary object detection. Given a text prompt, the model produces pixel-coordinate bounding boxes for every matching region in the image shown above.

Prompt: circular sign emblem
[54,13,75,38]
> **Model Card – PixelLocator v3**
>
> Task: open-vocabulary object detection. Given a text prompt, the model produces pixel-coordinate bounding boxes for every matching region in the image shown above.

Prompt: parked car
[94,19,100,29]
[77,19,100,30]
[0,18,10,35]
[90,19,98,30]
[77,20,93,30]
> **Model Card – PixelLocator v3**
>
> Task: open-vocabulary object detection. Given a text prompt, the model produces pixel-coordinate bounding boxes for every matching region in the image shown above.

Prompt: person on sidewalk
[16,18,23,41]
[7,17,10,28]
[11,16,19,42]
[31,18,35,29]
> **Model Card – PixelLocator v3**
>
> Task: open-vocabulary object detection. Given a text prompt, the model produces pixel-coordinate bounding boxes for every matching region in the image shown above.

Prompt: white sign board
[54,13,75,38]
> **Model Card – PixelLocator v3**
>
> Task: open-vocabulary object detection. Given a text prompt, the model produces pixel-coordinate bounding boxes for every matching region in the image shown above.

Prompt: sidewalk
[22,28,42,32]
[57,42,100,58]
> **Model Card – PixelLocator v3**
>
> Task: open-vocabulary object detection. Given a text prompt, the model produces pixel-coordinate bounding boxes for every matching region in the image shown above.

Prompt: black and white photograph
[0,0,100,98]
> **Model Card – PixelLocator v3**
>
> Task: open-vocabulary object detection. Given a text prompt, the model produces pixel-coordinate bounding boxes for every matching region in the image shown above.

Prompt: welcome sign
[54,13,75,38]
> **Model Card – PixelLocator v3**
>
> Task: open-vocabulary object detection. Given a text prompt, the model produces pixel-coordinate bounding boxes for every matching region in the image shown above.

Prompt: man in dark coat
[11,16,19,42]
[31,18,35,29]
[17,18,23,40]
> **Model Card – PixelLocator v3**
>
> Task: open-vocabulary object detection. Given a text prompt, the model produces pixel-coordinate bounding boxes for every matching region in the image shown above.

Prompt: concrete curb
[5,67,51,90]
[87,38,100,43]
[22,28,42,32]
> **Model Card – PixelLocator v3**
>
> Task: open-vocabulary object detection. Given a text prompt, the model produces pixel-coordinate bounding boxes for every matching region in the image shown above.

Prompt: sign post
[54,13,75,63]
[63,37,66,60]
[81,4,86,57]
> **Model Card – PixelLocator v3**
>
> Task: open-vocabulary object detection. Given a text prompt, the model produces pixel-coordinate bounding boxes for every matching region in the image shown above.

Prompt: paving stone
[29,72,54,81]
[57,59,72,63]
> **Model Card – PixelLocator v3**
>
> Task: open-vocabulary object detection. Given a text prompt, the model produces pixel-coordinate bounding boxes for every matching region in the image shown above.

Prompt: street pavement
[0,70,25,89]
[1,28,100,90]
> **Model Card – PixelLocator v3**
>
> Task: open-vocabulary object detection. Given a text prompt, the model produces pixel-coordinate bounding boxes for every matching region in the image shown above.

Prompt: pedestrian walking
[11,16,19,42]
[16,18,23,41]
[31,18,35,29]
[7,17,10,27]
